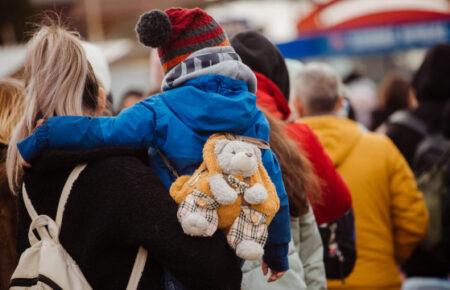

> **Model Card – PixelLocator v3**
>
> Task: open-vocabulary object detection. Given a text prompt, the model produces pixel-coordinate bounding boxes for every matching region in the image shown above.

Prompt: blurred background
[1,0,449,111]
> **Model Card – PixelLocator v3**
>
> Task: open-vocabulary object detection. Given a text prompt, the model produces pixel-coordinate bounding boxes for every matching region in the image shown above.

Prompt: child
[18,7,291,277]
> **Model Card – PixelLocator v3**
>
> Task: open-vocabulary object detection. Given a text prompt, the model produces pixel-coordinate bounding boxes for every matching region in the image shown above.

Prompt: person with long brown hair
[232,31,351,227]
[241,109,326,289]
[232,31,333,289]
[268,113,327,288]
[0,77,25,290]
[265,112,321,217]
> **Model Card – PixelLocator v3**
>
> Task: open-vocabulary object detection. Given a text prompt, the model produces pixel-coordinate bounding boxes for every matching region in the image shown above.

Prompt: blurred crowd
[0,7,449,290]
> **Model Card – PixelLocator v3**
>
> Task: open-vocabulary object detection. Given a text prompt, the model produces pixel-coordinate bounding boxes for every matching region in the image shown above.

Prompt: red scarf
[255,72,291,121]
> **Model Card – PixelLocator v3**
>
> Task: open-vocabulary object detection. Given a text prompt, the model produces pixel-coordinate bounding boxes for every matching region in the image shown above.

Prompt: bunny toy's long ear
[253,146,262,163]
[214,139,229,156]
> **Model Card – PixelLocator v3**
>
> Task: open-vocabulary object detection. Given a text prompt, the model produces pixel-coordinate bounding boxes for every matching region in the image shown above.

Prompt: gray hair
[293,62,343,115]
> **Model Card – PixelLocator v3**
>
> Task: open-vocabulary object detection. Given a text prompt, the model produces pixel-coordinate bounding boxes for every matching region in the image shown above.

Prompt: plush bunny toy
[170,134,280,260]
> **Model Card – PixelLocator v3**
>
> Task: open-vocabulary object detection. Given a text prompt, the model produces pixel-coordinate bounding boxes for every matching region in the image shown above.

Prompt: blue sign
[278,21,450,59]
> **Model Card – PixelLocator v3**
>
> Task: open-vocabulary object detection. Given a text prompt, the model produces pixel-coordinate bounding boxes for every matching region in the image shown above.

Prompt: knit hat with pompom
[136,7,230,73]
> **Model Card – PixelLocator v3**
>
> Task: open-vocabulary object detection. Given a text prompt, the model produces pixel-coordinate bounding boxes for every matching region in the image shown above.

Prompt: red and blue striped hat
[136,7,230,73]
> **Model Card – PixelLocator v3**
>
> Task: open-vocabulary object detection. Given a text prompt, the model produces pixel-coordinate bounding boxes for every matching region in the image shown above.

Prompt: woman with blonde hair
[7,22,241,289]
[0,77,25,290]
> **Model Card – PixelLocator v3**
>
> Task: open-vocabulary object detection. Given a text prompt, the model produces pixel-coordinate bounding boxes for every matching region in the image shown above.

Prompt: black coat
[17,148,242,290]
[386,104,450,277]
[385,102,446,167]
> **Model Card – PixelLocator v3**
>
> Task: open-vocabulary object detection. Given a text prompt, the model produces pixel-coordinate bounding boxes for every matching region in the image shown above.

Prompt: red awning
[298,0,450,35]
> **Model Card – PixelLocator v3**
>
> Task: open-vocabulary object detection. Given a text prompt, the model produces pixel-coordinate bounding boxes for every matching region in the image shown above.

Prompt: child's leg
[177,191,220,236]
[227,206,268,261]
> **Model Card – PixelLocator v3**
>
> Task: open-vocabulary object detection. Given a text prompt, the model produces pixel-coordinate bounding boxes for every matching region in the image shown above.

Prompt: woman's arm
[18,100,158,162]
[110,155,242,290]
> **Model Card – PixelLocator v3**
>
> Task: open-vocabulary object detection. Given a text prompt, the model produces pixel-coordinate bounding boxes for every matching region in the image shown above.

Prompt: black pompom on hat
[135,10,172,48]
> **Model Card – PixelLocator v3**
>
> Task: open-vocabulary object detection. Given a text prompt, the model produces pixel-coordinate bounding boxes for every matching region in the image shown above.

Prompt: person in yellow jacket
[292,63,429,290]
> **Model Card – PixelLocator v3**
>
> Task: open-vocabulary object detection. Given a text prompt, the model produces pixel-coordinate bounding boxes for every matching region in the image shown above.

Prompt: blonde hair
[6,22,99,192]
[0,78,25,145]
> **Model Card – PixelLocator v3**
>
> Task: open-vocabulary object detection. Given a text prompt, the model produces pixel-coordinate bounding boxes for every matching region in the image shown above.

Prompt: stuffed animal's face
[214,139,262,177]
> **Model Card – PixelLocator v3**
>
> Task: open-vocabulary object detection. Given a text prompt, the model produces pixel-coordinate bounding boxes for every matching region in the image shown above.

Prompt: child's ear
[96,87,107,115]
[214,139,229,156]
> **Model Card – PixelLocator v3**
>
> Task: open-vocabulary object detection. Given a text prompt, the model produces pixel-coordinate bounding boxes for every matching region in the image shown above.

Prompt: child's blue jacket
[18,74,291,270]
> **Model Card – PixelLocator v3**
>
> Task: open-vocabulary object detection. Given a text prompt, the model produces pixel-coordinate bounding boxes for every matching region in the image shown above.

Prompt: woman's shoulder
[29,148,165,201]
[81,149,165,193]
[87,150,148,175]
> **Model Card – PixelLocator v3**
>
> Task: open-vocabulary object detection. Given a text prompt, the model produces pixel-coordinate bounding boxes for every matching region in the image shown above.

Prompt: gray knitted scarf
[161,46,257,93]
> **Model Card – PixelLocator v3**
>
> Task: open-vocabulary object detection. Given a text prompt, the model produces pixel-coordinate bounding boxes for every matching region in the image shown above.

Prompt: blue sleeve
[262,150,291,272]
[18,101,157,162]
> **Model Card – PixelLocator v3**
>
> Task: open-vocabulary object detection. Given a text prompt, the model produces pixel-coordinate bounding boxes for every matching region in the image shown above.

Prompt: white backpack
[10,164,148,290]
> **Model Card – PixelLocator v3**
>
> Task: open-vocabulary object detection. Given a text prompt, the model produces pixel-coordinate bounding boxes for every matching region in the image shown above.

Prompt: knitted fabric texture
[136,7,230,73]
[18,149,243,290]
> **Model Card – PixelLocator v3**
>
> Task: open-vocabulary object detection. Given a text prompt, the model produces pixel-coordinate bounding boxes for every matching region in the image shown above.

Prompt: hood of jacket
[160,74,269,140]
[255,72,291,121]
[302,116,363,167]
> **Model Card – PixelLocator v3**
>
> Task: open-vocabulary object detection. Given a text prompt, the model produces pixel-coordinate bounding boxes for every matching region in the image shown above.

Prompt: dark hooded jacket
[386,44,450,278]
[386,44,450,167]
[17,148,242,290]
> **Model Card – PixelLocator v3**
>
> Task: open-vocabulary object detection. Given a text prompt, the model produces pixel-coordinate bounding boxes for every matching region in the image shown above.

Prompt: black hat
[231,31,290,100]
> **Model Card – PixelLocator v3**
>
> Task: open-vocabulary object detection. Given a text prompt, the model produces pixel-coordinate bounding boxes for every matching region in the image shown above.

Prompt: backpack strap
[157,134,270,179]
[22,184,39,221]
[21,165,88,245]
[24,163,148,290]
[56,164,87,226]
[126,247,148,290]
[223,133,270,150]
[388,111,428,137]
[22,164,88,225]
[158,150,180,178]
[22,182,51,244]
[55,164,148,290]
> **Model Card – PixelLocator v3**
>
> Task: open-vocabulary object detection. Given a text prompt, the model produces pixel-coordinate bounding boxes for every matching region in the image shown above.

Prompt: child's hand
[261,261,286,282]
[21,118,46,168]
[35,118,46,128]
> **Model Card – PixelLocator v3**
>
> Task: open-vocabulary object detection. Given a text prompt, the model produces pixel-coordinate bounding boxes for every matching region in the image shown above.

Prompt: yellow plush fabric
[170,134,279,230]
[303,116,428,290]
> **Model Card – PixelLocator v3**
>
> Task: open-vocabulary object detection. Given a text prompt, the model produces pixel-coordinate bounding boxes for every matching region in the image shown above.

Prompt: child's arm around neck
[18,100,157,162]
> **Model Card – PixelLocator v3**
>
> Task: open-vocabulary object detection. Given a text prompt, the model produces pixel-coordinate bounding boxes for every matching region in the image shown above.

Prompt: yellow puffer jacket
[303,116,429,290]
